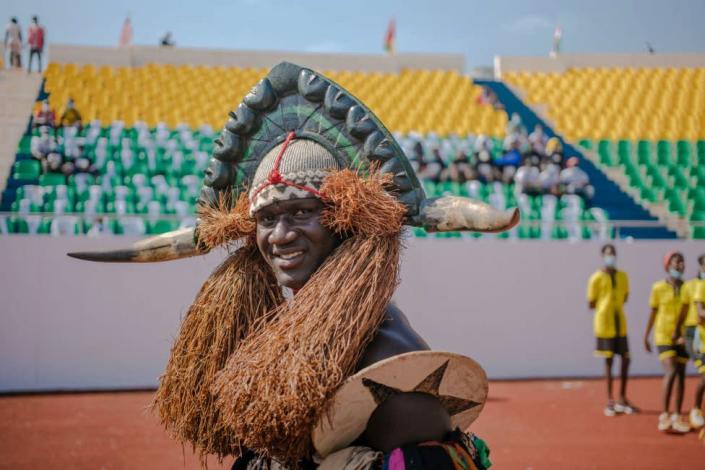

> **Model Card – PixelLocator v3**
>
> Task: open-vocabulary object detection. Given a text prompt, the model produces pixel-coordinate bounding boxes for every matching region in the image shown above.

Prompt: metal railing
[0,212,702,239]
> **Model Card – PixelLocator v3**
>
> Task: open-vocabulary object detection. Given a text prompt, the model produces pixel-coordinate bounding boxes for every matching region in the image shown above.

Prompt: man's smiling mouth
[277,251,304,260]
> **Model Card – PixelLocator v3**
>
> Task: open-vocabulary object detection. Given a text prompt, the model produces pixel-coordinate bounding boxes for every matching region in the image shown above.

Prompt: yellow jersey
[587,270,629,338]
[649,280,685,346]
[694,281,705,353]
[682,278,705,327]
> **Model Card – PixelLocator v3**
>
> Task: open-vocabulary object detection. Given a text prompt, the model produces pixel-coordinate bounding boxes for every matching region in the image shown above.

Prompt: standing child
[587,244,636,416]
[694,281,705,444]
[644,251,690,433]
[675,255,705,433]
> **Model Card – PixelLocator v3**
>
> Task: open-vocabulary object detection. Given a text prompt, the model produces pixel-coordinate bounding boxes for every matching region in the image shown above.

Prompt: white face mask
[699,271,705,280]
[603,255,616,268]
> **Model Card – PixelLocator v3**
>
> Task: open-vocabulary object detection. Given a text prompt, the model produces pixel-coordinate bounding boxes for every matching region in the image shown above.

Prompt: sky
[4,0,705,69]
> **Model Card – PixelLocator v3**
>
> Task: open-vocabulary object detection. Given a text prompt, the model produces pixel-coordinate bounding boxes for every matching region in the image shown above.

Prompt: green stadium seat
[656,140,671,165]
[13,160,41,180]
[39,173,66,186]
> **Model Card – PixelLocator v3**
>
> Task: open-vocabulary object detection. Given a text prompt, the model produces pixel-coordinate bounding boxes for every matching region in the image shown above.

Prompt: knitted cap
[249,138,341,214]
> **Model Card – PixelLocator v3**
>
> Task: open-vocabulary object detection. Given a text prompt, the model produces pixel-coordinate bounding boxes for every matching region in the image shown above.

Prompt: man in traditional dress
[70,62,518,469]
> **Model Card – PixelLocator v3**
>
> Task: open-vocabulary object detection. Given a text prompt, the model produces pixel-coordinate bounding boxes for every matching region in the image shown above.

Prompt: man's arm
[359,304,449,452]
[587,274,598,310]
[644,307,657,353]
[673,303,689,342]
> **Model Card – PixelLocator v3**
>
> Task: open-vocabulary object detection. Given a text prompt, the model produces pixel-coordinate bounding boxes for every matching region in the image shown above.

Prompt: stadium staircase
[477,79,676,239]
[0,71,42,198]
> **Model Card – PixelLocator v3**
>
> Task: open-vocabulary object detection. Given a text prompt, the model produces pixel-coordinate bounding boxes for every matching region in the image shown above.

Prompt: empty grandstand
[503,62,705,238]
[1,46,702,239]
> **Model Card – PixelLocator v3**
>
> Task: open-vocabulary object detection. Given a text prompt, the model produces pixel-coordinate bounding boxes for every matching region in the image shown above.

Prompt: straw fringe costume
[69,62,519,469]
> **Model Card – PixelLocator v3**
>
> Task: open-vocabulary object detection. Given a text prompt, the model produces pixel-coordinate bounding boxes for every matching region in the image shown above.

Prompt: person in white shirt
[560,157,594,199]
[4,17,22,68]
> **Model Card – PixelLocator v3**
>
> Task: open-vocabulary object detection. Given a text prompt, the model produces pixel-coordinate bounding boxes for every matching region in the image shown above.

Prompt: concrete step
[0,70,41,192]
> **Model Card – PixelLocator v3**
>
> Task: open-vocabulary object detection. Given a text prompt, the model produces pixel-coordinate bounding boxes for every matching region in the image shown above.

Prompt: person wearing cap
[69,62,519,469]
[587,244,636,416]
[544,136,564,167]
[644,251,691,433]
[674,254,705,430]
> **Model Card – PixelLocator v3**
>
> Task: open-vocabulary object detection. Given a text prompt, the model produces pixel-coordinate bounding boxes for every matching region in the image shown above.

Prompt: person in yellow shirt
[59,97,82,130]
[644,251,690,433]
[693,281,705,444]
[587,244,635,416]
[675,254,705,430]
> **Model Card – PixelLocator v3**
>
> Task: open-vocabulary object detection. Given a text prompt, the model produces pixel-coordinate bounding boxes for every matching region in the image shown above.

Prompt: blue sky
[4,0,705,68]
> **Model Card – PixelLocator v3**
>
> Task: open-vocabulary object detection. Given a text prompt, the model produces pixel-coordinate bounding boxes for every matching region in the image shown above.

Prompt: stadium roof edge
[494,52,705,79]
[45,44,465,73]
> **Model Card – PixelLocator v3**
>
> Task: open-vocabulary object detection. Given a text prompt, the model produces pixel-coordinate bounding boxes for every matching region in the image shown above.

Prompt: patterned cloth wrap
[232,429,491,470]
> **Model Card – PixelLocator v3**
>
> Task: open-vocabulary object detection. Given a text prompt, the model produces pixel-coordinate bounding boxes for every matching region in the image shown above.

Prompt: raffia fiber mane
[154,169,406,465]
[213,169,406,462]
[152,245,283,463]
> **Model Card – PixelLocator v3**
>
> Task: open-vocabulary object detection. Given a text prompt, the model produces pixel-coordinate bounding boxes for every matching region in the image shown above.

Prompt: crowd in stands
[3,95,210,236]
[4,15,46,72]
[401,112,594,200]
[0,87,607,239]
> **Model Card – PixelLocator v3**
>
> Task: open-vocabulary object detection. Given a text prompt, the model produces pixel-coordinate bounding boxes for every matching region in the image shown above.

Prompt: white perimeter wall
[494,52,705,78]
[1,237,704,392]
[47,44,465,73]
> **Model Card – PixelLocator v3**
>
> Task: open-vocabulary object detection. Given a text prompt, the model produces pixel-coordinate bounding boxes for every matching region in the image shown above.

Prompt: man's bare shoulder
[356,303,430,371]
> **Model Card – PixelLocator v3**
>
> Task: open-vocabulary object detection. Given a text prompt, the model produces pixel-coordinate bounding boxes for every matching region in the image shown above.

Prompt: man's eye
[259,214,276,225]
[294,209,312,217]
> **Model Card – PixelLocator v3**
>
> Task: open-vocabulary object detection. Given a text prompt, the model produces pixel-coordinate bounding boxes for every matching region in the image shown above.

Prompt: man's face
[255,198,338,290]
[669,255,685,274]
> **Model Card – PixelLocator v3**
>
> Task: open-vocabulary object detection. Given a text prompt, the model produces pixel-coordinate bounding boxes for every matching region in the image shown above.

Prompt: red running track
[0,377,702,469]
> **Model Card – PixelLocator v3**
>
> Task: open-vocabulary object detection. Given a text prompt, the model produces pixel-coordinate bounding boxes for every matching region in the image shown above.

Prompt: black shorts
[684,326,698,358]
[595,336,629,358]
[657,344,689,363]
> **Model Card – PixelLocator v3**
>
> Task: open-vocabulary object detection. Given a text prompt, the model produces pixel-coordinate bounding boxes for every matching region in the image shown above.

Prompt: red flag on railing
[119,17,133,48]
[384,18,395,54]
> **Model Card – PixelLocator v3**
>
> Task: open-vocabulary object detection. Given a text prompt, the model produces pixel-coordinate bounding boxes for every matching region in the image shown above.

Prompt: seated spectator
[544,137,565,168]
[528,124,548,155]
[30,126,56,162]
[539,163,561,196]
[495,136,522,184]
[33,100,56,130]
[560,157,594,200]
[416,148,446,184]
[447,151,476,184]
[71,153,99,177]
[59,98,82,130]
[506,112,527,139]
[474,148,496,183]
[514,158,542,196]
